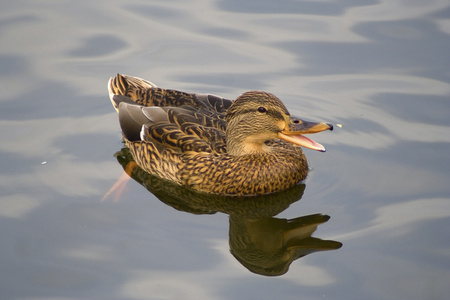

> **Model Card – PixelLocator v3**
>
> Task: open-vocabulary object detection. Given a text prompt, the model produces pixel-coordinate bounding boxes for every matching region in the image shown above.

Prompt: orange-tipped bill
[278,117,333,152]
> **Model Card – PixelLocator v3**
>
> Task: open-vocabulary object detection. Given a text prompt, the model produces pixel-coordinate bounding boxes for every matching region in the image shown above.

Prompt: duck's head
[225,91,333,156]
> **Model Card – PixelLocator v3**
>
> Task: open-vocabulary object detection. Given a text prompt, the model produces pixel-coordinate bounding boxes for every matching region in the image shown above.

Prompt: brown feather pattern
[108,74,330,195]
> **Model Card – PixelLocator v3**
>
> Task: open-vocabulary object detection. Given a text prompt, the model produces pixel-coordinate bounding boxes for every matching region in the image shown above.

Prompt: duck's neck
[227,137,271,156]
[226,125,276,156]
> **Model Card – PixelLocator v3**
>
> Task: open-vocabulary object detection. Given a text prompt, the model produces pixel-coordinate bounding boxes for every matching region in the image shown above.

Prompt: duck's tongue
[278,132,326,152]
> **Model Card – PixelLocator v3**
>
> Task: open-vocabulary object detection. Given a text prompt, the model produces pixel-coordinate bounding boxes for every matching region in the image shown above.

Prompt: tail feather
[108,74,157,111]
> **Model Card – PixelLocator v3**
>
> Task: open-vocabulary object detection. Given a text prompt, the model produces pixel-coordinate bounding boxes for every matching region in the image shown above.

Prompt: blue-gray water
[1,1,450,299]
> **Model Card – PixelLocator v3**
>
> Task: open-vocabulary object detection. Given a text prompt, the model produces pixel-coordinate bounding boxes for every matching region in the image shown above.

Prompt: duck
[108,74,332,196]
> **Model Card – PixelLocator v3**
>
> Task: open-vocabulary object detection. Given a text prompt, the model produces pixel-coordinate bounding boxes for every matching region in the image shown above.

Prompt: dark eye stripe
[231,108,284,120]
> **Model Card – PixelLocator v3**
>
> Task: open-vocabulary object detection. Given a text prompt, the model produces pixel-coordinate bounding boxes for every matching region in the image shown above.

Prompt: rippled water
[1,1,450,299]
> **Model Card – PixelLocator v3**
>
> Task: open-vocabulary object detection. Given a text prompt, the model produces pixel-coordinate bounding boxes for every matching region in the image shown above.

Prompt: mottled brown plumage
[108,74,332,196]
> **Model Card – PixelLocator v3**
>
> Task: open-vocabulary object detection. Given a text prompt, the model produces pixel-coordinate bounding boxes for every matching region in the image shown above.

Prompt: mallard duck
[108,74,332,196]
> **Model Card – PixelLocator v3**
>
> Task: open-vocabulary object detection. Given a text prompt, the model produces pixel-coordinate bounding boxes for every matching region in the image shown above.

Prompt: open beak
[278,116,333,152]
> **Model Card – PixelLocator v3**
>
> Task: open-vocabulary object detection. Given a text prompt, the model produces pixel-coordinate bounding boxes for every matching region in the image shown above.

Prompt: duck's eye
[257,107,267,113]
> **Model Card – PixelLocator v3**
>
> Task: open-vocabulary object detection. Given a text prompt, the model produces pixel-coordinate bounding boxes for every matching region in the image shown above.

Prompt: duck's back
[109,74,233,116]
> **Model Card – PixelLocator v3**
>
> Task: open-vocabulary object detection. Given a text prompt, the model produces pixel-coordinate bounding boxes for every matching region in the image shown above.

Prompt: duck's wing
[108,74,233,118]
[113,95,227,154]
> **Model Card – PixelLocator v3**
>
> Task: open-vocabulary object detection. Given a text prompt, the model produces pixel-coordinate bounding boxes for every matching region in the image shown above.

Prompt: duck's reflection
[229,214,342,276]
[114,147,342,276]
